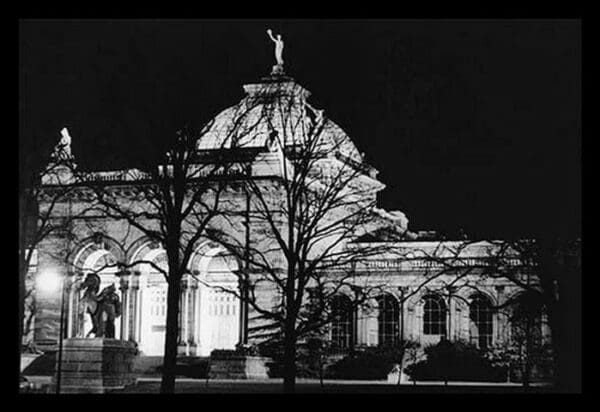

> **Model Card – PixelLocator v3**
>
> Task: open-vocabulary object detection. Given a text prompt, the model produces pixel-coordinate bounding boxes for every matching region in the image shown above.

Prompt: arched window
[377,294,400,346]
[469,294,494,349]
[331,295,354,350]
[423,294,447,336]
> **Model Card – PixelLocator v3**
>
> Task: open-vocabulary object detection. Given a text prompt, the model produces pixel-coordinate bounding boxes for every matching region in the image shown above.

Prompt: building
[29,64,549,366]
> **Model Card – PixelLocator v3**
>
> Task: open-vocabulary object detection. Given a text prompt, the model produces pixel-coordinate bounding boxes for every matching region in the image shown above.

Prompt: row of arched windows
[330,293,496,350]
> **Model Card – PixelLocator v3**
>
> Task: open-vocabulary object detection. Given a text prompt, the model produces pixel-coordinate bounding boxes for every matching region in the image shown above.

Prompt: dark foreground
[112,378,553,394]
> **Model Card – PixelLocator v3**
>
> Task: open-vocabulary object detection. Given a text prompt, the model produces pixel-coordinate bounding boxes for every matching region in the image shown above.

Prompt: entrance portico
[66,240,245,358]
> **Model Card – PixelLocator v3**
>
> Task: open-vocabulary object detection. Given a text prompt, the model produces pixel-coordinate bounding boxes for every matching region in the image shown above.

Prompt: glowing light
[36,269,62,295]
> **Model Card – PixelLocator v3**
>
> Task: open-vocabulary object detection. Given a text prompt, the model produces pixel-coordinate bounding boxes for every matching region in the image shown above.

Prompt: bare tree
[484,238,580,391]
[208,82,394,393]
[65,121,255,393]
[404,237,580,391]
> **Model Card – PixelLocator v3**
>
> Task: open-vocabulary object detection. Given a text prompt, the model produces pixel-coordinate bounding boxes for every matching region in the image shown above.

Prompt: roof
[196,76,363,163]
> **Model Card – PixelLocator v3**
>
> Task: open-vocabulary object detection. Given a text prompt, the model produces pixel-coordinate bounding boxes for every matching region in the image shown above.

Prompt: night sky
[19,19,581,240]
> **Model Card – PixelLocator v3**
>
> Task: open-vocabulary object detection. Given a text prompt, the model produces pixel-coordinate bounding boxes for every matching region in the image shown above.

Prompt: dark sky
[19,19,581,239]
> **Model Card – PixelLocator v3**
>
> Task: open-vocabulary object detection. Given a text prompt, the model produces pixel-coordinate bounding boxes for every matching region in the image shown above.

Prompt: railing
[359,258,522,272]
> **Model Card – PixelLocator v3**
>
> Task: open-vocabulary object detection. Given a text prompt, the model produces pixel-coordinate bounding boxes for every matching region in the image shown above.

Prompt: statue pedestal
[53,338,138,393]
[271,64,285,76]
[208,355,271,379]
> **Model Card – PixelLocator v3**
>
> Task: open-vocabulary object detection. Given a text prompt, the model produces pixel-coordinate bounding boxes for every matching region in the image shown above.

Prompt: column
[495,285,506,345]
[355,306,366,346]
[188,279,198,355]
[459,299,471,343]
[408,304,416,341]
[454,300,463,341]
[194,273,202,355]
[119,271,130,340]
[413,299,422,344]
[130,272,141,342]
[398,286,409,343]
[66,275,75,338]
[196,284,204,356]
[178,275,189,355]
[183,279,190,349]
[237,277,248,346]
[446,286,456,341]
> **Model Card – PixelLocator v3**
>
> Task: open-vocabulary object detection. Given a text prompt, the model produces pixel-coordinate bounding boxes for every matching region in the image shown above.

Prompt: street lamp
[36,269,66,394]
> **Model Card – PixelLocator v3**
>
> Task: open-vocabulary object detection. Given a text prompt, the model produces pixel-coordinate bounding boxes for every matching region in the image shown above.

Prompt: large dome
[196,77,362,162]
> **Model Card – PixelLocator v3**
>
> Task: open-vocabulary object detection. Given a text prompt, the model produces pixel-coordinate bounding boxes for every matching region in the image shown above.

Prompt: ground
[22,376,552,394]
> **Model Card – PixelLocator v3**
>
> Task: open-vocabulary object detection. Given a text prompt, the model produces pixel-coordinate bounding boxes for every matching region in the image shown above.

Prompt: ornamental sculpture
[76,273,122,338]
[51,127,74,160]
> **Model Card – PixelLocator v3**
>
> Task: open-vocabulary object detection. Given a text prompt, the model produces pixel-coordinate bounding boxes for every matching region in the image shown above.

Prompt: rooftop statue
[51,127,73,160]
[267,29,284,67]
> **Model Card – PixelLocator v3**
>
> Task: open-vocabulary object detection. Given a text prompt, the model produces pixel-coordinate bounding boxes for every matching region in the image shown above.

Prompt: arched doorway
[196,248,241,356]
[136,248,168,356]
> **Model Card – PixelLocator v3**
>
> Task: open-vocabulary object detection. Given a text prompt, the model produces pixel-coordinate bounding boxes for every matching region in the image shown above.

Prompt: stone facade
[30,71,549,366]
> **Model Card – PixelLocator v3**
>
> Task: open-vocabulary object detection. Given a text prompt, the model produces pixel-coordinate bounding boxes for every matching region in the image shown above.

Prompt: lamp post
[37,269,65,394]
[56,275,66,394]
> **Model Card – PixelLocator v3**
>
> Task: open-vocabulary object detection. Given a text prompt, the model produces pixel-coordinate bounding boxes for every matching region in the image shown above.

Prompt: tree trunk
[552,270,581,392]
[18,202,29,357]
[319,363,324,388]
[282,327,297,393]
[18,265,26,353]
[544,245,581,393]
[523,316,532,390]
[160,275,181,394]
[319,352,324,388]
[536,238,581,392]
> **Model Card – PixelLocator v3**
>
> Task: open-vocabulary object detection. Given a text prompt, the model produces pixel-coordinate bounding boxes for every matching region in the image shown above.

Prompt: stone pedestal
[53,338,138,393]
[271,64,285,76]
[208,356,270,379]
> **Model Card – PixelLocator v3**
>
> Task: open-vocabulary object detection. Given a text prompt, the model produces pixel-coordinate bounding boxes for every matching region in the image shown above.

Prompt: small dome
[197,78,362,162]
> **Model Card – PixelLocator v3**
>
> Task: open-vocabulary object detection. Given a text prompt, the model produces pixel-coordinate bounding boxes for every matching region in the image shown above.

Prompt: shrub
[486,342,554,383]
[210,349,241,359]
[256,338,285,378]
[404,340,506,382]
[257,338,413,380]
[296,337,335,379]
[326,345,407,380]
[179,358,210,378]
[257,336,336,379]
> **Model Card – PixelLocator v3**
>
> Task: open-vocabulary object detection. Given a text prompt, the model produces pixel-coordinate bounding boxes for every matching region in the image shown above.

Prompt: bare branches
[209,82,391,354]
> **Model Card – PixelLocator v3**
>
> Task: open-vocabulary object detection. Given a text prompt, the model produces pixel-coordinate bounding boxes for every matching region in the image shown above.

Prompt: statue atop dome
[267,29,285,76]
